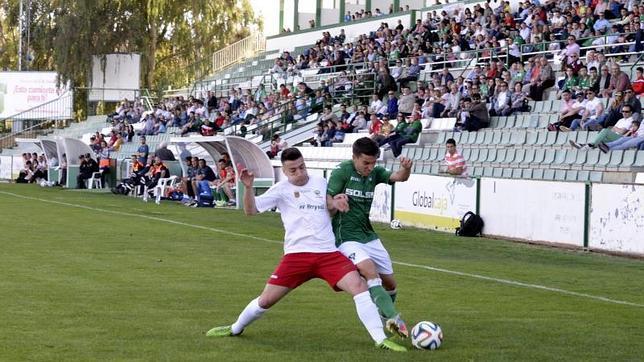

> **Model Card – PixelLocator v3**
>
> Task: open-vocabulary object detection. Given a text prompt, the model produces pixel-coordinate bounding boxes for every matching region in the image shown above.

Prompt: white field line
[1,190,643,309]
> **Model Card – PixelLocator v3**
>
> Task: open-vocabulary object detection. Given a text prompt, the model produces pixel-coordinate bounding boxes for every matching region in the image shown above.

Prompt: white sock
[231,297,267,335]
[366,278,382,288]
[353,291,387,344]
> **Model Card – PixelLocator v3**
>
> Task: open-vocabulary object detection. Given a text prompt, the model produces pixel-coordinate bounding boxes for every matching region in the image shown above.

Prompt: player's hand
[399,157,413,170]
[333,194,350,213]
[239,169,254,188]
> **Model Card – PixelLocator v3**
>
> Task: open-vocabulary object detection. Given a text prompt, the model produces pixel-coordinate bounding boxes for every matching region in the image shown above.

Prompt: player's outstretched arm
[240,169,258,215]
[327,193,349,216]
[389,157,412,182]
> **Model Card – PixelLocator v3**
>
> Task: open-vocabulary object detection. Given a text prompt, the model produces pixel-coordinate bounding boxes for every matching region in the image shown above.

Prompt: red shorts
[267,251,357,291]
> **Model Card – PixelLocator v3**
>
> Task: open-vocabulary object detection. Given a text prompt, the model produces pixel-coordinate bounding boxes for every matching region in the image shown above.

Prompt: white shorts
[338,239,394,275]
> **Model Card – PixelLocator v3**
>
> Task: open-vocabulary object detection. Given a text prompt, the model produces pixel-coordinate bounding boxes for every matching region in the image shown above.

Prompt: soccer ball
[411,321,443,350]
[390,219,402,229]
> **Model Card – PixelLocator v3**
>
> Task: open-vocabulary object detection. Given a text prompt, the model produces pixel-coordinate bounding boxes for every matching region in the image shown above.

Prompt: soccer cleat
[385,314,409,338]
[376,338,407,352]
[205,325,242,337]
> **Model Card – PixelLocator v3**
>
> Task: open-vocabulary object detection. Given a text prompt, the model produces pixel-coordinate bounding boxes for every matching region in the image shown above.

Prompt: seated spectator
[570,105,634,149]
[565,89,604,131]
[633,67,644,95]
[528,57,555,101]
[397,86,416,117]
[212,159,236,206]
[441,138,467,176]
[143,156,169,195]
[76,154,95,189]
[456,95,489,132]
[386,91,398,119]
[379,115,422,158]
[154,142,176,161]
[510,82,529,114]
[598,120,644,152]
[266,134,287,159]
[489,81,512,116]
[549,90,584,131]
[16,160,34,184]
[370,115,393,145]
[623,89,642,121]
[603,64,631,98]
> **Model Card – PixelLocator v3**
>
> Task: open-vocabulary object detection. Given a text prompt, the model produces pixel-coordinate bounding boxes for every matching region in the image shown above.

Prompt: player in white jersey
[206,148,406,352]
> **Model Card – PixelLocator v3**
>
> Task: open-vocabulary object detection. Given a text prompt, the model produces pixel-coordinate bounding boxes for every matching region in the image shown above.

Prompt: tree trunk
[146,22,158,90]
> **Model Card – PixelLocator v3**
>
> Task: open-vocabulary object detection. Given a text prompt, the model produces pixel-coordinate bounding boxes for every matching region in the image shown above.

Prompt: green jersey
[327,160,392,245]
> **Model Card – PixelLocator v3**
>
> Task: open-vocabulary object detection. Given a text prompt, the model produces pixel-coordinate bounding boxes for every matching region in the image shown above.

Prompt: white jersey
[254,175,337,255]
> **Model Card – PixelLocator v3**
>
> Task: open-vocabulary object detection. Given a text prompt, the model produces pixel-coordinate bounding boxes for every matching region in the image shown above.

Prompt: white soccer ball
[390,219,402,229]
[411,321,443,350]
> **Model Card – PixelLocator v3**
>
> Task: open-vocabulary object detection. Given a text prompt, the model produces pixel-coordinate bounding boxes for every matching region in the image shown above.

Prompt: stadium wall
[266,12,413,52]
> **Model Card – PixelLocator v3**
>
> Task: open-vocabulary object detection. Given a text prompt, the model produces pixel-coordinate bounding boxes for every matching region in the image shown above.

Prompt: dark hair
[446,138,456,146]
[281,147,303,163]
[352,137,380,157]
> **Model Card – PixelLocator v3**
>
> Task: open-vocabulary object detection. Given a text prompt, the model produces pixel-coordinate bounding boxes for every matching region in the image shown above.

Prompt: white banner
[370,184,392,223]
[90,54,141,102]
[590,184,644,255]
[0,155,21,180]
[0,72,71,119]
[480,178,585,247]
[394,174,477,231]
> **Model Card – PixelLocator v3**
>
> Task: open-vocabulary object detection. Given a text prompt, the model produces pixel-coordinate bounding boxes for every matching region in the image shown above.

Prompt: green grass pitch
[1,183,643,361]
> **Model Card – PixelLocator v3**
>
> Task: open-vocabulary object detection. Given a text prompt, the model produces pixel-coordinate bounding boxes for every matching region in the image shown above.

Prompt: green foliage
[0,0,259,93]
[0,184,643,361]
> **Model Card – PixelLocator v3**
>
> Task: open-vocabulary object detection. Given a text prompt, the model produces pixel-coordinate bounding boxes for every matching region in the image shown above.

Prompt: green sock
[369,285,398,319]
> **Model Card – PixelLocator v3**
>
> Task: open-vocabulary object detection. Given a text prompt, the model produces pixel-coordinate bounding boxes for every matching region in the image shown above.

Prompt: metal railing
[212,32,265,76]
[0,91,74,150]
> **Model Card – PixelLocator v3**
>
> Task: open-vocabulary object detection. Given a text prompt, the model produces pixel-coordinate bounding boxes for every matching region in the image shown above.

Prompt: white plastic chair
[153,175,179,204]
[87,171,103,189]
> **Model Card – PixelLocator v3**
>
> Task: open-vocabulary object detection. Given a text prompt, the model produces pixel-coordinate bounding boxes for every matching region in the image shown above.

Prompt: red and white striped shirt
[444,151,467,176]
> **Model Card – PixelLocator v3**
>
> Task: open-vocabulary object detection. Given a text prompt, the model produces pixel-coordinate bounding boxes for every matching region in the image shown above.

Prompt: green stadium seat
[577,170,590,181]
[505,116,516,128]
[475,131,486,144]
[563,149,578,166]
[573,149,588,168]
[522,168,533,178]
[502,148,516,165]
[452,132,462,144]
[606,150,624,170]
[514,148,526,164]
[544,131,557,146]
[473,167,483,177]
[482,131,494,145]
[565,170,578,181]
[466,131,478,144]
[534,102,544,113]
[541,149,557,166]
[634,150,644,167]
[526,131,539,145]
[430,164,440,174]
[401,148,413,159]
[619,150,637,170]
[543,169,556,180]
[555,131,569,146]
[535,130,549,145]
[493,168,503,178]
[436,132,448,144]
[491,130,503,145]
[477,149,489,165]
[522,148,535,166]
[461,148,472,161]
[468,148,480,162]
[422,164,432,174]
[511,168,522,178]
[502,168,513,178]
[555,169,567,180]
[494,117,506,128]
[428,148,439,161]
[575,131,589,145]
[486,148,499,162]
[510,130,527,145]
[532,168,545,179]
[583,149,601,170]
[594,150,612,171]
[500,131,512,146]
[589,171,603,182]
[483,167,494,177]
[412,163,423,173]
[459,131,470,144]
[532,148,546,165]
[553,149,568,167]
[489,117,500,128]
[538,115,550,128]
[437,148,446,160]
[421,148,431,160]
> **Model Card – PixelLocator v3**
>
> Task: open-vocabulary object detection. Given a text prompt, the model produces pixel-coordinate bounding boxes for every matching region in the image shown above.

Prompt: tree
[0,0,259,93]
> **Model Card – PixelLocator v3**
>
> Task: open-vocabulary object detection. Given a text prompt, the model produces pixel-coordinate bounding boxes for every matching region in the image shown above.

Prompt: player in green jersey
[327,137,412,338]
